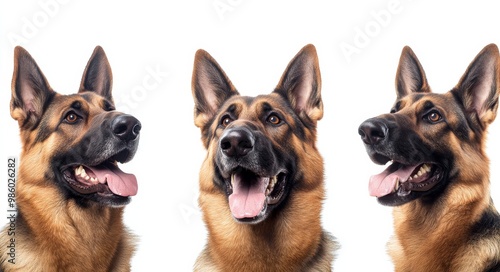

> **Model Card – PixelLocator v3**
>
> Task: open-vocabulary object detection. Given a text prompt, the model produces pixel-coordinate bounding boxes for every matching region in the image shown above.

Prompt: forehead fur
[217,93,295,117]
[397,92,457,110]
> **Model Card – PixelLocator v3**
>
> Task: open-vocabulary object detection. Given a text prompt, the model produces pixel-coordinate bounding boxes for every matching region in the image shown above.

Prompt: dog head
[358,44,500,206]
[192,44,323,224]
[11,46,141,207]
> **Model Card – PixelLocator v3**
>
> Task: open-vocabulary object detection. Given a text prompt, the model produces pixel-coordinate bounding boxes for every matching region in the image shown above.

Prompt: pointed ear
[191,49,238,129]
[453,43,500,128]
[395,46,431,99]
[274,44,323,122]
[79,46,113,102]
[11,46,55,127]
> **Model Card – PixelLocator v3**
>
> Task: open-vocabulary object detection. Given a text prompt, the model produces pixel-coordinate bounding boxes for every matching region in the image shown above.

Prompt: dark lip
[370,152,392,165]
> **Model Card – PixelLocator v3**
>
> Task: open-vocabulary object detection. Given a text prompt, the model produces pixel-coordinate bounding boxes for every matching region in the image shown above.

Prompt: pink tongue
[228,174,269,219]
[88,164,138,196]
[369,163,418,197]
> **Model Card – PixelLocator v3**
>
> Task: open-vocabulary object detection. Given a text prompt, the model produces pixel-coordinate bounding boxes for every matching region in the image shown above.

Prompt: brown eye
[426,111,442,123]
[65,112,79,124]
[267,114,281,125]
[221,116,233,127]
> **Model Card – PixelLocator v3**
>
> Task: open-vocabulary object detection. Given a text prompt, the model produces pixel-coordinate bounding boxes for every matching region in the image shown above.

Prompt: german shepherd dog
[191,44,336,271]
[358,44,500,271]
[0,46,141,271]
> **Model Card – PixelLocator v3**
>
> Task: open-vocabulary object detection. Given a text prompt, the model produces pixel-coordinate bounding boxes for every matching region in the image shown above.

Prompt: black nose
[111,114,141,142]
[220,127,254,158]
[358,118,388,145]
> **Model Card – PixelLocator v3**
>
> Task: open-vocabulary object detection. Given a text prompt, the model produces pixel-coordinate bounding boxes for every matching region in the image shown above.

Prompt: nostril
[358,128,367,138]
[113,123,128,136]
[370,129,386,140]
[220,139,231,150]
[239,139,252,149]
[133,123,142,135]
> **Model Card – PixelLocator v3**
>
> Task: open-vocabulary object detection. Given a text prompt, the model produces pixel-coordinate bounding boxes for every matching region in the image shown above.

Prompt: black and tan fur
[0,46,141,271]
[359,44,500,271]
[191,44,336,271]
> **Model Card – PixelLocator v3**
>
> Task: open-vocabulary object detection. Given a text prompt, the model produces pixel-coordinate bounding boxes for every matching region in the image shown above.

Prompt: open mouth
[369,161,443,198]
[226,168,287,221]
[62,154,137,198]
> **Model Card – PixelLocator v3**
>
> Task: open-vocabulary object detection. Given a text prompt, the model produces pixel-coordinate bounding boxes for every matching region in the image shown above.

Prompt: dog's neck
[390,175,493,271]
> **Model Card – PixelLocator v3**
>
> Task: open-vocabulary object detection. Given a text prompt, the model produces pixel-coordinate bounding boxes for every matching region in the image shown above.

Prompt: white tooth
[417,170,422,176]
[84,175,90,180]
[75,167,80,176]
[81,167,87,177]
[413,174,418,179]
[90,177,98,183]
[409,176,413,181]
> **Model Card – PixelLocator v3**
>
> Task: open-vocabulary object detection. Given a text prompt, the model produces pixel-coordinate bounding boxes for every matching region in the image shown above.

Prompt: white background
[1,0,499,271]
